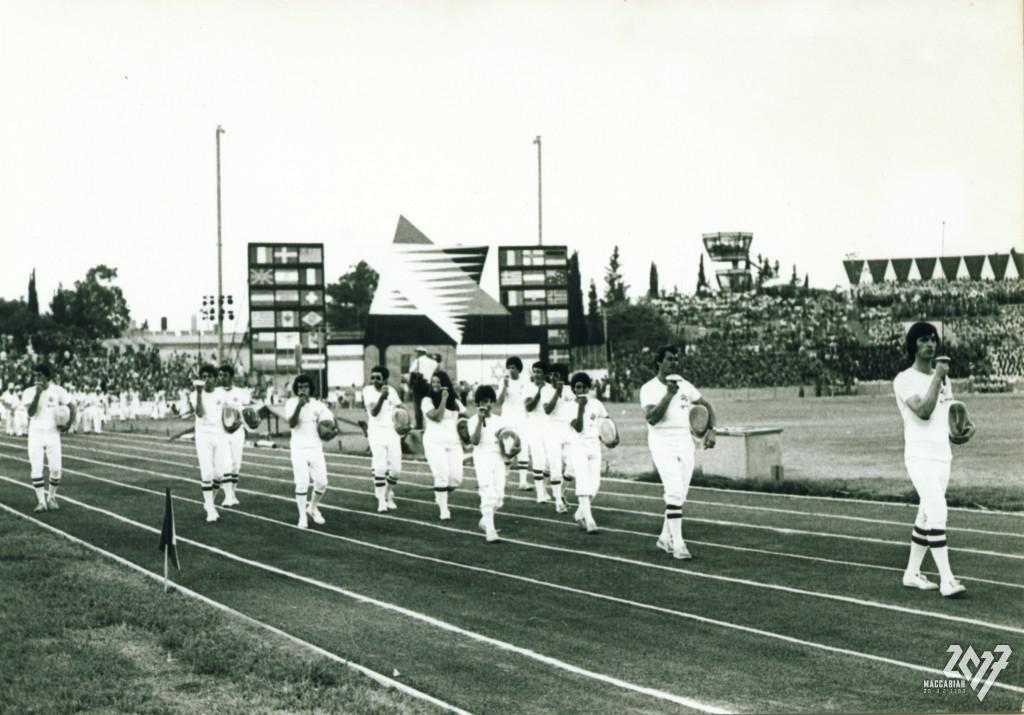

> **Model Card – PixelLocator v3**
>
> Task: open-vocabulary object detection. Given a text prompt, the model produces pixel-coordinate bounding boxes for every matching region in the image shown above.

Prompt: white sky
[2,0,1022,332]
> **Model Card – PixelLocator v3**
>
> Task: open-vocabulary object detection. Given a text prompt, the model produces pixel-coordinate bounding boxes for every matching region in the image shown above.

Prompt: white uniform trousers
[543,423,572,481]
[227,428,246,474]
[423,438,464,489]
[905,457,951,531]
[195,430,231,484]
[291,446,327,494]
[368,428,402,477]
[472,451,506,510]
[648,428,696,505]
[523,420,548,474]
[28,430,62,482]
[567,437,602,498]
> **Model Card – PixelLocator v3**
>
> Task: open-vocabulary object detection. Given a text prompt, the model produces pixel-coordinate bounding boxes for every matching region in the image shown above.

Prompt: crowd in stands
[2,278,1021,406]
[607,278,1024,396]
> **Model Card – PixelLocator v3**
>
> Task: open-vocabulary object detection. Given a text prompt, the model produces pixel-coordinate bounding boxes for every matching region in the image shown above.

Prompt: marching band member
[363,365,404,513]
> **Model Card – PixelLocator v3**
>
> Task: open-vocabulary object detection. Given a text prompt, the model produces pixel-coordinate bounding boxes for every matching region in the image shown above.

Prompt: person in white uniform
[567,372,609,533]
[23,364,75,512]
[541,364,576,514]
[523,361,551,503]
[469,385,507,543]
[218,363,250,507]
[190,364,231,523]
[639,346,717,560]
[1,386,16,435]
[363,365,403,513]
[894,321,971,598]
[496,356,531,491]
[421,370,466,521]
[409,347,439,430]
[286,374,334,529]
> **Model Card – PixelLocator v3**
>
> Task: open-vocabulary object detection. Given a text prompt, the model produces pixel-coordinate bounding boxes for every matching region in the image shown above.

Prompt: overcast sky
[2,0,1021,333]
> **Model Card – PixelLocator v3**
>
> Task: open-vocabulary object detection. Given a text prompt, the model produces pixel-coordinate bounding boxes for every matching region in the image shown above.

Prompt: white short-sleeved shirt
[639,376,703,432]
[221,386,251,410]
[421,396,465,445]
[541,384,577,424]
[500,375,528,422]
[363,385,402,432]
[571,396,609,442]
[894,367,954,462]
[468,412,507,457]
[191,387,228,436]
[524,381,547,423]
[285,396,333,450]
[23,384,71,433]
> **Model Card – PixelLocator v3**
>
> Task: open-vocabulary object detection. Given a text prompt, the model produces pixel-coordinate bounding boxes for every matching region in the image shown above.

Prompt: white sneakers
[439,509,452,521]
[478,518,500,543]
[902,572,966,597]
[46,495,59,511]
[222,494,240,507]
[554,501,568,514]
[377,501,389,513]
[902,572,939,591]
[306,505,325,526]
[575,513,599,533]
[656,536,673,554]
[205,507,220,523]
[297,514,309,529]
[33,502,47,514]
[386,496,398,511]
[672,542,692,560]
[940,579,966,598]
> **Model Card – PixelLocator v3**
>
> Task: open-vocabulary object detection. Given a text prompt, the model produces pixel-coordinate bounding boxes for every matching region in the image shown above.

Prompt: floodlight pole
[533,135,542,246]
[216,125,226,363]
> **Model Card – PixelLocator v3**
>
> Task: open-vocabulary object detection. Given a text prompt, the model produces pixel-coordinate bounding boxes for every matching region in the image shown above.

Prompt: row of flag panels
[249,267,323,287]
[843,250,1024,285]
[249,245,323,265]
[250,310,324,330]
[252,331,323,349]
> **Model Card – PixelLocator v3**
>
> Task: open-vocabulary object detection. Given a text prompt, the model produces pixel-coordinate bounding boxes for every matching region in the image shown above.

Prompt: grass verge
[631,469,1024,512]
[0,511,439,715]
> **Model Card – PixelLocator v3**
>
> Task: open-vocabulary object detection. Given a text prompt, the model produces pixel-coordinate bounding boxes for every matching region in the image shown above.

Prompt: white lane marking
[86,432,1024,527]
[40,439,1024,589]
[25,439,1022,562]
[0,477,730,714]
[4,472,1023,701]
[0,499,471,715]
[6,452,1023,638]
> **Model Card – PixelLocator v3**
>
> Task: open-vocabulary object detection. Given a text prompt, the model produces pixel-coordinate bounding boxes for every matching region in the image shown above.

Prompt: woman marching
[421,370,467,521]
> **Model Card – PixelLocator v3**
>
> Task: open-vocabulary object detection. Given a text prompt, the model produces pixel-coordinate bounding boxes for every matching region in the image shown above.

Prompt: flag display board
[248,243,326,373]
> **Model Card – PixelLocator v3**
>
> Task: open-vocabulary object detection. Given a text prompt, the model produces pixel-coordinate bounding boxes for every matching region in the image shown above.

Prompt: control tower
[702,232,753,292]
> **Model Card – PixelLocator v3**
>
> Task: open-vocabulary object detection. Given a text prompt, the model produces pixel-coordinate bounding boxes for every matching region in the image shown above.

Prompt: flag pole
[164,548,169,592]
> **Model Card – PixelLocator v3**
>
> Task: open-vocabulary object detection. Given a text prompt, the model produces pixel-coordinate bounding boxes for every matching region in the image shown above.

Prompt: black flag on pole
[158,488,180,571]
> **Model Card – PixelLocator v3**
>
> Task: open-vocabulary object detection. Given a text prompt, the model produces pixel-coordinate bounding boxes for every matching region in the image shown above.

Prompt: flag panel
[251,311,276,329]
[275,269,299,285]
[299,247,323,263]
[250,269,274,286]
[274,290,300,304]
[253,332,275,346]
[273,246,299,264]
[276,310,298,328]
[276,332,301,349]
[250,291,275,305]
[301,268,323,286]
[301,290,322,306]
[301,311,324,328]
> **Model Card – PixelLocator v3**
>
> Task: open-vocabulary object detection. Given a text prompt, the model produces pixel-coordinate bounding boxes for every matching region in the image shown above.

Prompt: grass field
[1,420,1022,713]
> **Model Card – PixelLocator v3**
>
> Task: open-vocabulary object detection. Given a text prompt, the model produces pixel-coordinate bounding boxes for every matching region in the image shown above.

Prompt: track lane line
[3,453,1022,638]
[0,476,731,714]
[4,473,1022,700]
[89,431,1024,517]
[0,499,471,715]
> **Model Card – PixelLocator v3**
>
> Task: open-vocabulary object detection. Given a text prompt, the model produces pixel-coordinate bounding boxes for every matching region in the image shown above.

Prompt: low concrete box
[697,426,783,480]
